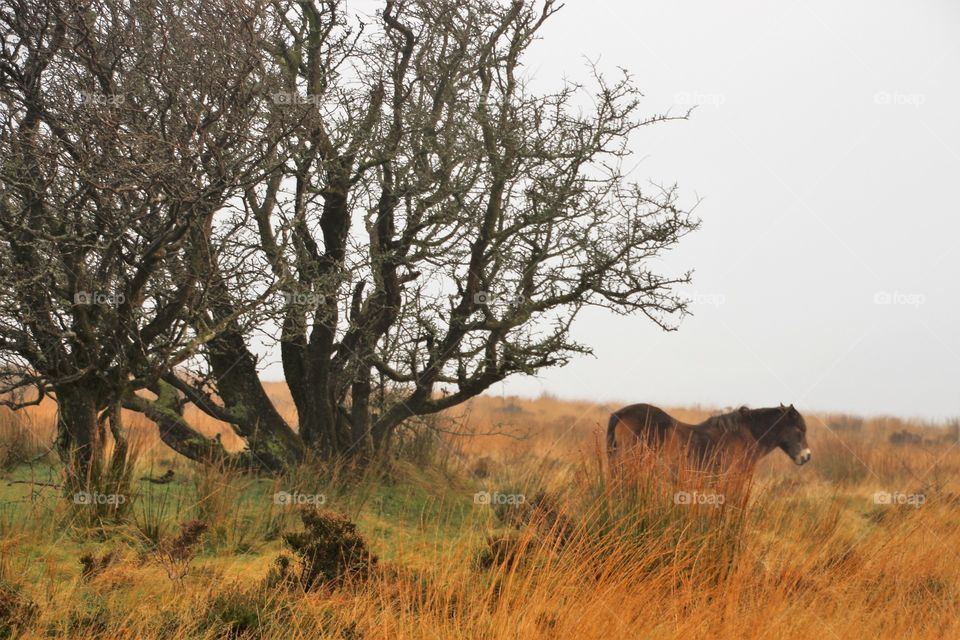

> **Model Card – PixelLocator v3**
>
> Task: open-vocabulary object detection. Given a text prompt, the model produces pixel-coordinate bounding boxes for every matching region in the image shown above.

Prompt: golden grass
[2,389,959,639]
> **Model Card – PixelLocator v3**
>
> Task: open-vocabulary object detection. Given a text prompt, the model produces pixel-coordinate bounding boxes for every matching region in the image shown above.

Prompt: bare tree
[0,0,284,486]
[157,0,698,466]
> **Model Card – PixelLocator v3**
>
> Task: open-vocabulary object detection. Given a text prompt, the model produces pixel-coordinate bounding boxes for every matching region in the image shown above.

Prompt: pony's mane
[700,406,783,433]
[699,408,749,433]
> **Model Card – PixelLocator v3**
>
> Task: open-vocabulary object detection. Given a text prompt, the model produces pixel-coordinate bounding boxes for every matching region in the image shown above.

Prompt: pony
[607,403,811,469]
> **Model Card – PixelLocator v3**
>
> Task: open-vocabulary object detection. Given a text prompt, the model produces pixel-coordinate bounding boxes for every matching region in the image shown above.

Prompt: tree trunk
[292,369,355,460]
[54,382,102,492]
[350,364,373,456]
[121,387,235,466]
[106,401,128,485]
[205,329,305,470]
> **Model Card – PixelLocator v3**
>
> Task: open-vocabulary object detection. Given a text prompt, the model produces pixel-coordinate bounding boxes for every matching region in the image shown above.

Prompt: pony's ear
[779,402,785,408]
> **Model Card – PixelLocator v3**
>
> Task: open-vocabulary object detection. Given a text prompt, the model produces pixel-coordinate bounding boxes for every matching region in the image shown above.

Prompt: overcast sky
[271,1,960,420]
[509,0,960,420]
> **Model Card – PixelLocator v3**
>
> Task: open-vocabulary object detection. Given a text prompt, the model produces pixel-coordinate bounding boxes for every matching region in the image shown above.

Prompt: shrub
[146,520,208,586]
[827,414,864,432]
[280,510,376,591]
[79,549,119,582]
[200,588,272,639]
[263,554,295,591]
[0,581,37,639]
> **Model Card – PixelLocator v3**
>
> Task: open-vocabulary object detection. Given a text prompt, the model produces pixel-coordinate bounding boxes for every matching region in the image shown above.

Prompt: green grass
[0,458,500,591]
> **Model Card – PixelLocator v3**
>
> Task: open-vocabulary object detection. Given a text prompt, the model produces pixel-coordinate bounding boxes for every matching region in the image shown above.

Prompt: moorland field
[1,386,958,639]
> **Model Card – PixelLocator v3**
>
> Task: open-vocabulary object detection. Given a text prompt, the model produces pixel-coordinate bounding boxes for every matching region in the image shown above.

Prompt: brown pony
[607,403,811,469]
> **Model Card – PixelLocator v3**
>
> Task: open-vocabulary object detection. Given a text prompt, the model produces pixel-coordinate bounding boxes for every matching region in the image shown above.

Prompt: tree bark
[106,401,128,484]
[204,329,305,470]
[121,386,235,466]
[53,382,102,492]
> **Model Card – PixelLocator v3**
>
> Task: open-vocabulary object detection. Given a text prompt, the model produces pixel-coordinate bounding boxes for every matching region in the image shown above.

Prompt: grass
[0,390,958,638]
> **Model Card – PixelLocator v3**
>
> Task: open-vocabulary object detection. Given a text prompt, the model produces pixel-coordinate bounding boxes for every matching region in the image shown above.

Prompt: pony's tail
[607,411,621,455]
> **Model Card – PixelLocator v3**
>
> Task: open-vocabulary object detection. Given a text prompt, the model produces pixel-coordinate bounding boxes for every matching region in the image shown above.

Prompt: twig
[6,479,62,489]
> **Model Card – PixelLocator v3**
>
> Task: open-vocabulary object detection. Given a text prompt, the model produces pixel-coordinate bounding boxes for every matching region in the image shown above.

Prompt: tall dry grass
[1,388,959,638]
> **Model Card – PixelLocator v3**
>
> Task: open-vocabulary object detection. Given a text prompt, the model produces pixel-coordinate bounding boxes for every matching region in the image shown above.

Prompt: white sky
[500,0,960,420]
[268,1,960,420]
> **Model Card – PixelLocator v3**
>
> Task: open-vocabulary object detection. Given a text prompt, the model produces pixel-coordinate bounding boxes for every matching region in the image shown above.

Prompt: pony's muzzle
[793,448,812,465]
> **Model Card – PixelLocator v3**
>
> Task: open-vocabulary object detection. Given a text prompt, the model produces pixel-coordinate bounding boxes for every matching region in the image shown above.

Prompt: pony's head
[741,404,810,465]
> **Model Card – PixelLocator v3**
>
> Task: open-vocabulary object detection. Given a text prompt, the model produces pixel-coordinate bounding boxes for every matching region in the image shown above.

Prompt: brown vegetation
[0,390,957,638]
